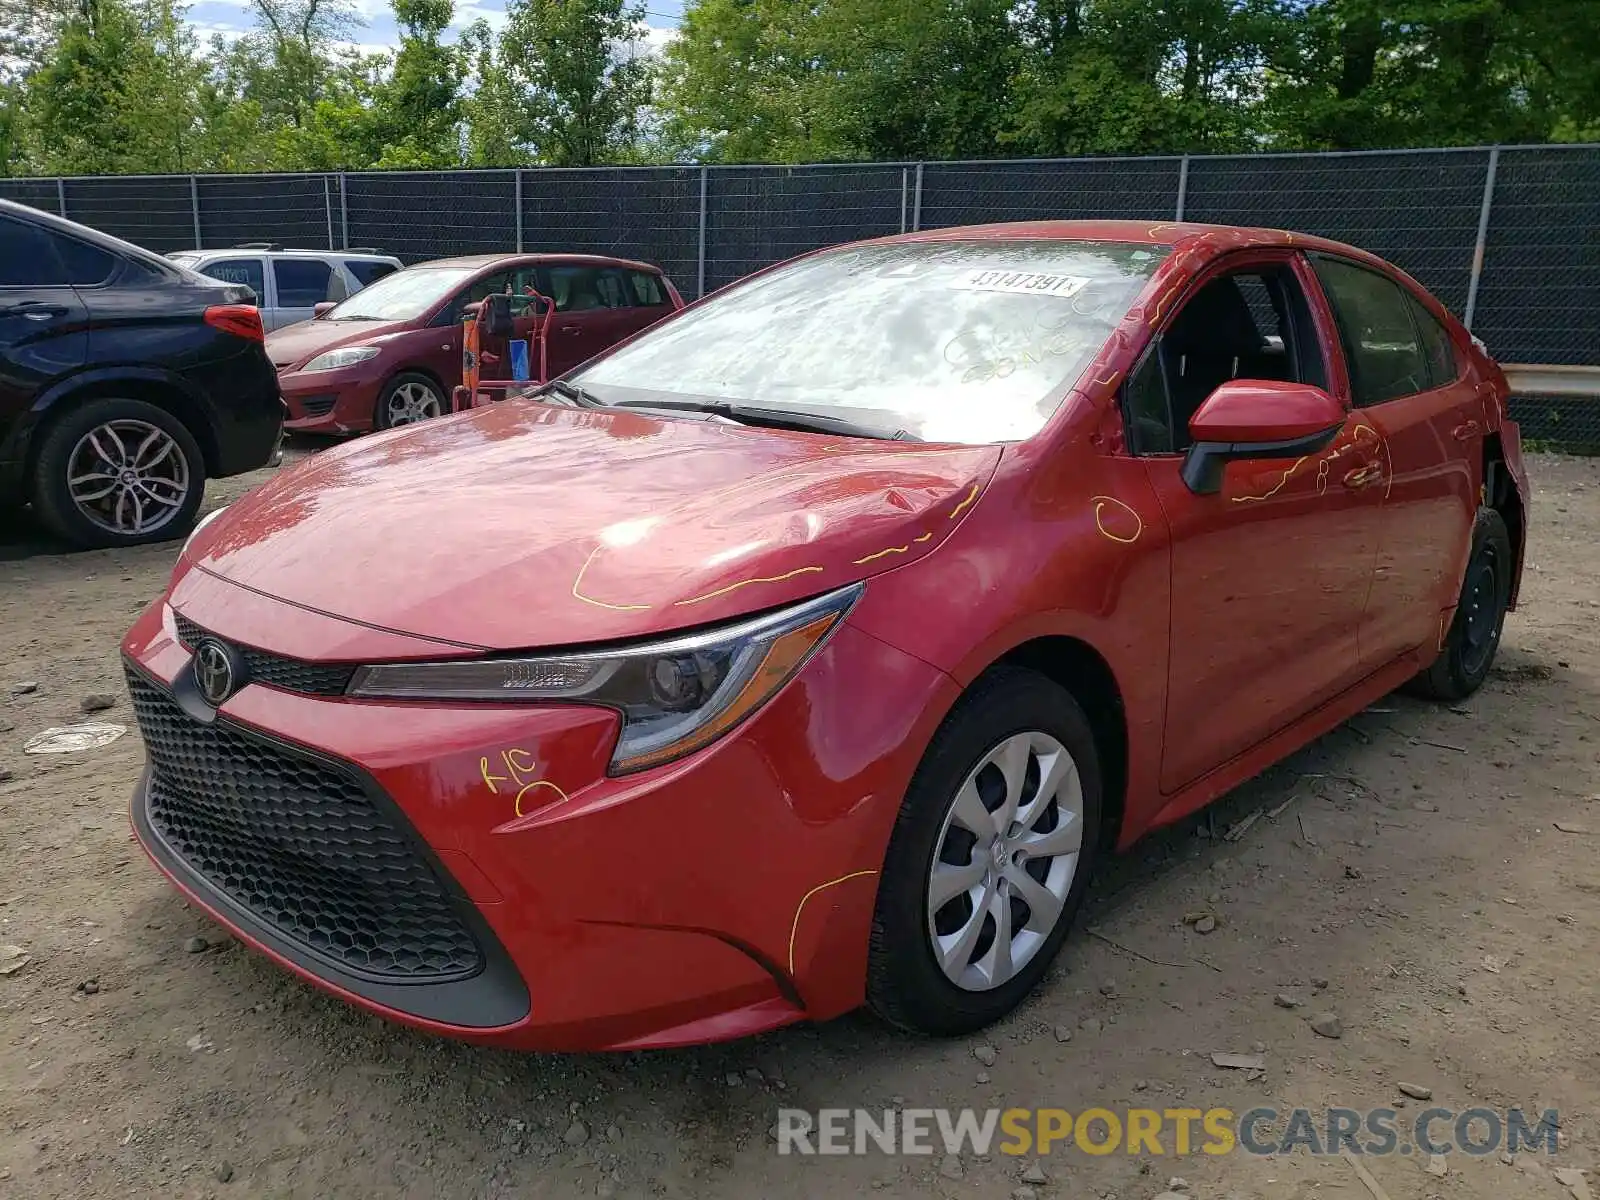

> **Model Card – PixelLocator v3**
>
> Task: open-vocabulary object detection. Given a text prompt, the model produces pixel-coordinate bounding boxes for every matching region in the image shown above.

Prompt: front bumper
[279,366,385,435]
[121,587,957,1051]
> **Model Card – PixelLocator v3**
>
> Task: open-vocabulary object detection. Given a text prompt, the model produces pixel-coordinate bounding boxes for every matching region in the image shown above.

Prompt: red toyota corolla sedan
[268,252,683,434]
[122,220,1529,1051]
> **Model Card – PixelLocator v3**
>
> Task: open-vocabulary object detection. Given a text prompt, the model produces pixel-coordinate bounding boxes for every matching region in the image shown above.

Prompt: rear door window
[629,271,667,307]
[346,260,398,287]
[273,258,337,307]
[0,217,67,287]
[200,257,266,298]
[540,266,630,312]
[51,234,117,286]
[1408,296,1460,389]
[1311,256,1430,407]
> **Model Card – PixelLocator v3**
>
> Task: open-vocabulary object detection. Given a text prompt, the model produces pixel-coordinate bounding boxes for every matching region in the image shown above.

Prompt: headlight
[182,505,228,555]
[302,346,380,372]
[347,583,863,773]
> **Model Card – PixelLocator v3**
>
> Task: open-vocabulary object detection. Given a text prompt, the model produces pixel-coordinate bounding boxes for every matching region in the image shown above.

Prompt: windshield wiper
[610,398,917,441]
[534,379,607,408]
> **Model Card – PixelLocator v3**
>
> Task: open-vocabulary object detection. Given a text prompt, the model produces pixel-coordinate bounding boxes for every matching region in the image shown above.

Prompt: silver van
[166,245,404,331]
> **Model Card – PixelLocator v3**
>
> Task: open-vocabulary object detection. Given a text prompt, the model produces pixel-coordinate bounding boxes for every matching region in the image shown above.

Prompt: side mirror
[482,293,515,338]
[313,301,336,319]
[1182,381,1345,495]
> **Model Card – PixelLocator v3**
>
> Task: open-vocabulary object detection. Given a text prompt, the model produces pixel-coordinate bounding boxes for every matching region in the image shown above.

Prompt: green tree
[499,0,653,165]
[1261,0,1600,148]
[26,0,211,174]
[369,0,465,166]
[461,18,522,165]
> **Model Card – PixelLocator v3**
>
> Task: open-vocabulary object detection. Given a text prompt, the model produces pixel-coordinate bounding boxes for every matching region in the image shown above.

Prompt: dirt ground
[1,446,1597,1200]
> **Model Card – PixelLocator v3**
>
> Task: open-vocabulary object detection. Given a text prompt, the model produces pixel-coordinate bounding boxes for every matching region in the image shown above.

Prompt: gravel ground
[2,446,1598,1200]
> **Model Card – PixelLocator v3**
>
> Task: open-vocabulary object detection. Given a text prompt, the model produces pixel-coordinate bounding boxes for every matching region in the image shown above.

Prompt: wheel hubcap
[66,420,191,536]
[387,382,442,425]
[926,731,1084,992]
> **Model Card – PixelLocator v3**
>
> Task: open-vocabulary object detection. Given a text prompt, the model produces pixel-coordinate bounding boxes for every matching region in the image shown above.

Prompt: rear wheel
[375,372,446,429]
[30,397,205,549]
[1405,507,1512,701]
[866,668,1102,1036]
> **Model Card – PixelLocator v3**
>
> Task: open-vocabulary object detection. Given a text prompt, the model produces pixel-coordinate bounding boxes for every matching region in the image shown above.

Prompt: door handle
[1452,420,1481,441]
[1342,463,1382,490]
[560,328,582,336]
[1,303,66,321]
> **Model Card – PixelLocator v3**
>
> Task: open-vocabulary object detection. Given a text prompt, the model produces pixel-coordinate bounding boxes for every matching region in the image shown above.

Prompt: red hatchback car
[269,252,683,434]
[123,221,1528,1051]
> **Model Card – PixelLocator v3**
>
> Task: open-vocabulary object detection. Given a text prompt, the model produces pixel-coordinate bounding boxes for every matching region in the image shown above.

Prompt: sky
[183,0,686,58]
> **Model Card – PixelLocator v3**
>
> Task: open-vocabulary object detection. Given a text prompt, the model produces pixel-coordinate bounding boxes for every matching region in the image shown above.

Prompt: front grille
[128,673,483,982]
[174,613,356,697]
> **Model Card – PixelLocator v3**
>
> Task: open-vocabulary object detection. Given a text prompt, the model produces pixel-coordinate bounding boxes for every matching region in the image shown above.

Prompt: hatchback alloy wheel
[384,379,444,426]
[67,418,193,538]
[927,730,1085,992]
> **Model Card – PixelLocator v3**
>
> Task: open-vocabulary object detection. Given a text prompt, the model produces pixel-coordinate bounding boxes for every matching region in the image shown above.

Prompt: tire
[866,667,1103,1036]
[374,372,446,430]
[29,397,205,549]
[1405,507,1512,701]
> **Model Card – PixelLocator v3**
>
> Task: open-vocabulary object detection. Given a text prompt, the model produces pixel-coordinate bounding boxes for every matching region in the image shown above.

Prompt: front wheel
[1406,507,1512,701]
[866,668,1102,1036]
[30,397,205,549]
[375,372,446,430]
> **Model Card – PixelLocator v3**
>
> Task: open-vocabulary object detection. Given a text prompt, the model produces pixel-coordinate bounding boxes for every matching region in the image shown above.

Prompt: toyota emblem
[192,639,237,707]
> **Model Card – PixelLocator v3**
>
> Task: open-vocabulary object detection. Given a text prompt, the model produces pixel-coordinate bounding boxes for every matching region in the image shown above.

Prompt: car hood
[184,403,1001,651]
[266,317,403,370]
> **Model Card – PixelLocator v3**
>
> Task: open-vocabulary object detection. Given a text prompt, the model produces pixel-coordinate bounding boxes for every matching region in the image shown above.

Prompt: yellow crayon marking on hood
[852,531,934,566]
[571,546,651,612]
[674,565,827,607]
[949,483,980,520]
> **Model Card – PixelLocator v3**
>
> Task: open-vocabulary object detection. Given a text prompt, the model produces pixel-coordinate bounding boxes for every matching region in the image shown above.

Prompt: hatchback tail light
[204,304,265,343]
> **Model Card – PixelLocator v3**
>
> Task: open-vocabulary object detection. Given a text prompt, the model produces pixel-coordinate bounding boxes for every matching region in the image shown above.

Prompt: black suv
[0,199,283,549]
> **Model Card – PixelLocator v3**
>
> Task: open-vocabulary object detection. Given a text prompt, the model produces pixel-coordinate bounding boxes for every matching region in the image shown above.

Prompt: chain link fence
[2,145,1596,448]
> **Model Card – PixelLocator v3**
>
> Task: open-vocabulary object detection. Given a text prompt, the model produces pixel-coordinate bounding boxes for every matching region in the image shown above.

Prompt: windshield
[323,265,476,321]
[572,239,1168,444]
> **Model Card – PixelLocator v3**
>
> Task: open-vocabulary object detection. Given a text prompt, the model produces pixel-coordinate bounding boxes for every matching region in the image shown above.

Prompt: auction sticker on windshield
[952,271,1091,298]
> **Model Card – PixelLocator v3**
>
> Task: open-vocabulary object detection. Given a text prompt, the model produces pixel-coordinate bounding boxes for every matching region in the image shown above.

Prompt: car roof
[178,248,399,260]
[416,252,665,273]
[877,219,1382,266]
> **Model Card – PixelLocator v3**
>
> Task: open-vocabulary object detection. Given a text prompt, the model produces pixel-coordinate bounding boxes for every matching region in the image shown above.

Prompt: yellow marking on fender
[787,870,880,976]
[948,483,980,520]
[674,566,826,607]
[1091,495,1144,544]
[514,779,570,818]
[852,532,933,566]
[571,546,650,612]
